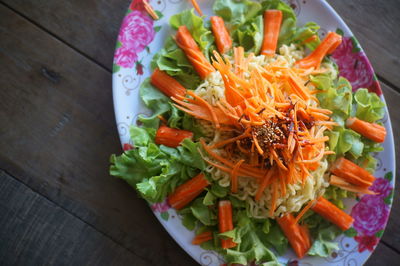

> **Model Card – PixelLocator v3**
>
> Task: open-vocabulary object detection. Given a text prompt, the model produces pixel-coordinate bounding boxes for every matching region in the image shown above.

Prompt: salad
[110,0,387,265]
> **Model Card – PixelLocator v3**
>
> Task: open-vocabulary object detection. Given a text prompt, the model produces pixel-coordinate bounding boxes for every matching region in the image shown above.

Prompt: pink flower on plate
[351,195,389,236]
[151,200,170,213]
[331,36,381,95]
[114,10,155,68]
[354,235,379,252]
[114,47,138,68]
[370,177,392,199]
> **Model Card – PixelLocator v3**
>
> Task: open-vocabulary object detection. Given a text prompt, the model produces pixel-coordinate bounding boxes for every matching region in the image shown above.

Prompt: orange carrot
[255,168,274,201]
[296,32,342,69]
[311,196,354,231]
[261,10,283,57]
[168,173,209,209]
[277,214,311,258]
[175,26,214,79]
[330,157,375,187]
[151,68,187,98]
[192,231,213,245]
[210,16,232,54]
[231,159,245,193]
[143,0,159,20]
[330,175,377,195]
[294,199,316,224]
[346,117,386,143]
[155,125,193,148]
[190,0,203,16]
[218,200,237,249]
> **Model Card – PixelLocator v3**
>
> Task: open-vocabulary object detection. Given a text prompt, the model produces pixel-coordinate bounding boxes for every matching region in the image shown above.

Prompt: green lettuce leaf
[354,88,385,123]
[151,37,201,90]
[170,9,215,58]
[232,15,264,53]
[308,225,341,257]
[190,197,218,226]
[110,127,204,203]
[213,0,262,30]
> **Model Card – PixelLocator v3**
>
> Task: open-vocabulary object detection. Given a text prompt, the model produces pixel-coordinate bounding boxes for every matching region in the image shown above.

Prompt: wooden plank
[0,170,147,265]
[366,241,400,266]
[329,0,400,89]
[379,83,400,251]
[0,0,129,69]
[0,6,195,265]
[2,0,400,87]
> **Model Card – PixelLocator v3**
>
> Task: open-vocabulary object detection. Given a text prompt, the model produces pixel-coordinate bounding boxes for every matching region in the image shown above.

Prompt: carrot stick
[346,117,386,143]
[218,200,237,249]
[155,125,193,148]
[192,231,213,245]
[175,26,214,79]
[167,173,209,210]
[231,159,245,193]
[311,196,354,231]
[277,214,311,258]
[190,0,203,16]
[330,157,375,187]
[211,16,232,54]
[143,0,159,20]
[261,10,283,57]
[151,68,187,98]
[295,32,342,69]
[330,175,377,195]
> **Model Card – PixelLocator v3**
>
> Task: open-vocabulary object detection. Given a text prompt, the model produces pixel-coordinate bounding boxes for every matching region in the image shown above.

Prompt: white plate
[112,1,396,265]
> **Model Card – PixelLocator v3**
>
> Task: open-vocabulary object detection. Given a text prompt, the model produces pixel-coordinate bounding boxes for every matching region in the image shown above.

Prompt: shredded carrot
[143,0,159,20]
[190,0,203,16]
[157,115,168,124]
[231,159,245,193]
[294,199,316,224]
[255,168,275,201]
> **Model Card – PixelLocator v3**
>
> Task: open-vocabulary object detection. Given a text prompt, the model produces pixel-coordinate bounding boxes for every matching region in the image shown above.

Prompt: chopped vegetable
[211,16,233,54]
[192,231,213,245]
[346,117,386,143]
[277,214,311,258]
[261,10,283,56]
[155,125,194,147]
[175,26,215,79]
[330,175,377,195]
[218,200,237,249]
[143,0,159,20]
[190,0,203,16]
[311,196,354,231]
[168,173,209,209]
[330,157,375,187]
[296,32,342,69]
[151,68,187,98]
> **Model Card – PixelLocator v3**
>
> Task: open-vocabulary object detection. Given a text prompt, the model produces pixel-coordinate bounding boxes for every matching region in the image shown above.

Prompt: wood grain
[0,5,195,265]
[0,170,148,266]
[0,0,128,70]
[329,0,400,89]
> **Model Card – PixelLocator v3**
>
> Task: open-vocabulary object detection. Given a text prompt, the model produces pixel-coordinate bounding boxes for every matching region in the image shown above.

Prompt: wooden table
[0,1,399,265]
